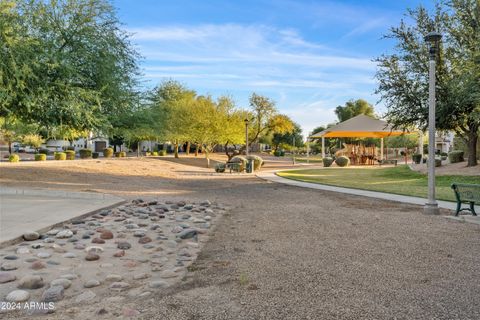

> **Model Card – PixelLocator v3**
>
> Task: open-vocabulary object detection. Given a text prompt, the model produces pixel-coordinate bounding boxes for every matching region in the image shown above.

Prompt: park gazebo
[310,114,407,164]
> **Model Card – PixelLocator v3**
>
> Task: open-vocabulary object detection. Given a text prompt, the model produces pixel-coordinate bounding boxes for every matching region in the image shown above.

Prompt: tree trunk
[467,129,478,167]
[186,141,190,156]
[205,147,210,168]
[137,141,140,157]
[195,144,199,157]
[8,140,12,154]
[225,142,235,161]
[174,140,179,159]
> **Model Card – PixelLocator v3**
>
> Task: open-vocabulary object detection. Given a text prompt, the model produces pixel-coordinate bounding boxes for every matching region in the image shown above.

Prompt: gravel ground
[1,156,480,319]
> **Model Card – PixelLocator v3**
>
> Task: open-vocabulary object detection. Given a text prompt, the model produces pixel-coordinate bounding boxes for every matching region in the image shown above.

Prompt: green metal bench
[451,183,480,216]
[226,161,242,173]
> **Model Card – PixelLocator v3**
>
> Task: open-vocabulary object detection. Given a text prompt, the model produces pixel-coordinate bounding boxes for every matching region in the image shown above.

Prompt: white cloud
[130,23,380,132]
[343,18,388,38]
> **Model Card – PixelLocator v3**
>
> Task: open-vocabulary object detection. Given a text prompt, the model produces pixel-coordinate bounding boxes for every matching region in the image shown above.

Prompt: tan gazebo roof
[310,115,406,138]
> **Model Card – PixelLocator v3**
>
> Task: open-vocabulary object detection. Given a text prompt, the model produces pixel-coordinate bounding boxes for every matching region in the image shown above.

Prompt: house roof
[310,115,407,138]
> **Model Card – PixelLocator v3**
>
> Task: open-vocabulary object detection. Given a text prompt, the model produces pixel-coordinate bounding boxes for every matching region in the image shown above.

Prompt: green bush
[435,158,442,167]
[231,156,247,171]
[273,150,285,157]
[39,148,50,155]
[145,151,151,156]
[448,150,464,163]
[115,151,126,158]
[412,154,422,164]
[335,156,350,167]
[323,157,334,167]
[66,146,75,151]
[103,148,114,158]
[8,154,20,162]
[152,151,158,156]
[246,155,264,170]
[92,152,99,159]
[54,152,66,160]
[34,153,46,161]
[79,149,92,159]
[215,163,226,173]
[440,152,448,157]
[159,150,167,156]
[65,150,76,160]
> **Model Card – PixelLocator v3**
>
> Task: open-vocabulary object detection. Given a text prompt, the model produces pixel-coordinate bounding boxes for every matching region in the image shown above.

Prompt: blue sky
[112,0,433,136]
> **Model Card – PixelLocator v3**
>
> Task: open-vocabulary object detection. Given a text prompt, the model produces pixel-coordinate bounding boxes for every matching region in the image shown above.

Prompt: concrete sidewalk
[0,187,124,246]
[256,170,479,224]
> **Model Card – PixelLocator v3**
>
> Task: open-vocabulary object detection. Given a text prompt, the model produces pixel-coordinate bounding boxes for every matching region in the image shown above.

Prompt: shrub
[273,150,285,157]
[412,154,422,164]
[79,149,92,159]
[115,151,126,158]
[34,153,46,161]
[440,152,448,157]
[92,152,99,159]
[66,146,75,151]
[448,150,464,163]
[54,152,66,160]
[152,151,158,156]
[215,163,226,173]
[65,150,76,160]
[145,151,151,156]
[246,155,264,170]
[159,150,167,156]
[8,154,20,162]
[103,148,114,158]
[335,156,350,167]
[39,148,50,155]
[231,156,247,171]
[422,157,427,164]
[323,157,334,167]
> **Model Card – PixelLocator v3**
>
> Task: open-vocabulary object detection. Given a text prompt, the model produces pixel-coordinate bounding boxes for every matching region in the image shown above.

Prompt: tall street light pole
[244,119,249,157]
[424,31,442,215]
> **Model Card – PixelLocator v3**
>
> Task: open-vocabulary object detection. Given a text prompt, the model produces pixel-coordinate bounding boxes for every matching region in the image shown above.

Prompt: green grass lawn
[277,165,479,202]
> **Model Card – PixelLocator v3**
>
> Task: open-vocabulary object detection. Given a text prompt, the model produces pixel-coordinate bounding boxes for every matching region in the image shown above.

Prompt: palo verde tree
[271,121,303,152]
[375,1,480,166]
[149,80,197,158]
[247,93,294,148]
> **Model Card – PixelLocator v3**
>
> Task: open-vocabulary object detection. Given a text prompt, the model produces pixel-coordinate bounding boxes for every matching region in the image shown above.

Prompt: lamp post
[424,31,442,215]
[244,119,249,157]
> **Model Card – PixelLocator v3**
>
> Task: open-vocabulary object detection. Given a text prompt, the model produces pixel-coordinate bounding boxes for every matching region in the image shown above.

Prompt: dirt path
[2,156,480,319]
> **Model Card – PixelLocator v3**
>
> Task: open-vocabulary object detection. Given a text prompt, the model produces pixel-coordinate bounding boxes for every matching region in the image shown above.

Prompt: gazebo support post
[380,138,384,161]
[321,137,325,158]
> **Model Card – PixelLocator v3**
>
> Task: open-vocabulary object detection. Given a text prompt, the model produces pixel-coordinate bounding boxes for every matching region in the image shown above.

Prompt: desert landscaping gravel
[1,157,480,319]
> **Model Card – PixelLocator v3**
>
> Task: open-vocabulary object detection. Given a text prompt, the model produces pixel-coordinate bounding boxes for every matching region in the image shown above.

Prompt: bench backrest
[451,183,480,202]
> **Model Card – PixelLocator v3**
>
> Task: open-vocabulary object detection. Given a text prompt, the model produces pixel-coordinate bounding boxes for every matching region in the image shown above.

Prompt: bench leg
[470,202,477,216]
[455,202,461,216]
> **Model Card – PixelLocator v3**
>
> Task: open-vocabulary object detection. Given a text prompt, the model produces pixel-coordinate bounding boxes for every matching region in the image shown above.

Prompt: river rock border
[0,199,227,317]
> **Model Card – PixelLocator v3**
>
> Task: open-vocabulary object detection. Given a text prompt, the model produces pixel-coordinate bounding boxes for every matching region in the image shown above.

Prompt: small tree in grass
[22,134,44,152]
